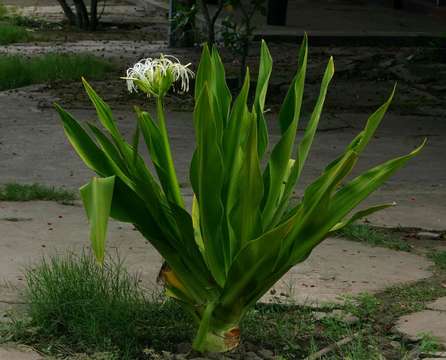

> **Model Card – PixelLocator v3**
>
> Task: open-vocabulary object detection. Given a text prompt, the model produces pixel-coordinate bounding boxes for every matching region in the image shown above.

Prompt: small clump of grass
[5,252,194,359]
[337,223,411,252]
[0,3,8,18]
[0,23,30,44]
[0,53,114,90]
[429,251,446,270]
[0,183,76,202]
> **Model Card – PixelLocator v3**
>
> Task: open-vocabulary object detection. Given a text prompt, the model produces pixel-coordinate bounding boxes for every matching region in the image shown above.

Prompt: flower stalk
[156,95,184,207]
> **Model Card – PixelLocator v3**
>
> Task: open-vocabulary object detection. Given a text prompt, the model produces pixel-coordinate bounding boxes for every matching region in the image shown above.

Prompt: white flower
[123,54,194,97]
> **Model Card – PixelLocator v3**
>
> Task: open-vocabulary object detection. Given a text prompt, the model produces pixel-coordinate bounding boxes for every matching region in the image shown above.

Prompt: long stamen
[124,55,195,96]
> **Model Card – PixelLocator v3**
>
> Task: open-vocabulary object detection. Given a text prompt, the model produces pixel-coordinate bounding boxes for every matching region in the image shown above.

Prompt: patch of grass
[3,252,446,359]
[377,277,446,320]
[0,183,76,202]
[0,23,30,44]
[0,3,8,18]
[418,332,440,353]
[337,224,411,252]
[429,251,446,270]
[343,293,381,320]
[4,252,194,359]
[242,303,316,356]
[0,54,114,90]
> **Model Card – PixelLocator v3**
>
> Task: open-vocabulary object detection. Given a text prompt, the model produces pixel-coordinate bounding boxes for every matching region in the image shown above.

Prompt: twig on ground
[0,300,28,305]
[303,331,363,360]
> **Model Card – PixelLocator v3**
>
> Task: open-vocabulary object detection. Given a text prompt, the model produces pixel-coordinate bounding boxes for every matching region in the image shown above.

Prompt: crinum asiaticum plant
[56,36,424,353]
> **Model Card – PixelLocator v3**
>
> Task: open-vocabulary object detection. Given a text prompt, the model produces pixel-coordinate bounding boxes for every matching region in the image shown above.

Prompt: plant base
[193,325,240,353]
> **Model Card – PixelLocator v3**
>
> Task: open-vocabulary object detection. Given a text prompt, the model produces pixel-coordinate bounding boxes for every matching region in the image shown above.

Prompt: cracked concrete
[0,201,434,311]
[0,89,444,230]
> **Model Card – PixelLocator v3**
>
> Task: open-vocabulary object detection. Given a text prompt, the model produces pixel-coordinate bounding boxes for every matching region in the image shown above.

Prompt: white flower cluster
[124,55,194,96]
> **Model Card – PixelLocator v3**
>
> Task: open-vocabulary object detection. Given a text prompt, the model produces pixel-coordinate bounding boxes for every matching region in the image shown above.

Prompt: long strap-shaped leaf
[192,84,226,287]
[261,36,308,229]
[220,212,297,312]
[329,202,396,233]
[82,78,123,143]
[285,150,359,265]
[285,140,425,269]
[227,112,264,252]
[211,47,232,129]
[325,85,396,173]
[328,140,426,230]
[253,40,273,158]
[271,57,335,227]
[222,69,250,173]
[55,104,113,176]
[223,71,251,258]
[80,176,115,264]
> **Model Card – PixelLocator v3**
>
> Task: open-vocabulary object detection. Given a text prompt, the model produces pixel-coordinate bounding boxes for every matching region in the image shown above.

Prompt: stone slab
[395,310,446,344]
[427,297,446,312]
[0,201,433,307]
[0,345,42,360]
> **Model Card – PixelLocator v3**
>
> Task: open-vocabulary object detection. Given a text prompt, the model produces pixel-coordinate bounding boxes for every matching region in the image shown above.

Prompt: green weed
[5,252,193,359]
[0,183,76,202]
[0,54,114,90]
[429,251,446,270]
[418,332,440,353]
[337,224,411,252]
[0,23,30,44]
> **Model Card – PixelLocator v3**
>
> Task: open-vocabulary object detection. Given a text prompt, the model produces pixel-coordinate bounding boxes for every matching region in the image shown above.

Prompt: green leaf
[193,84,226,287]
[220,214,297,311]
[82,78,122,141]
[55,104,112,176]
[271,57,335,226]
[211,47,232,128]
[324,85,396,172]
[330,203,396,233]
[194,44,213,100]
[192,195,204,253]
[222,69,250,170]
[295,159,358,261]
[278,33,308,133]
[328,140,426,229]
[261,36,308,229]
[253,40,273,158]
[286,140,425,267]
[80,176,115,264]
[227,113,264,251]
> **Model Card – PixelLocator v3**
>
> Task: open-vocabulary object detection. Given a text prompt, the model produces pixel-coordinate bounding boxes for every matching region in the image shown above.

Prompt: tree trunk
[72,0,90,29]
[393,0,403,9]
[200,0,214,45]
[90,0,98,30]
[56,0,77,25]
[267,0,288,25]
[240,38,249,85]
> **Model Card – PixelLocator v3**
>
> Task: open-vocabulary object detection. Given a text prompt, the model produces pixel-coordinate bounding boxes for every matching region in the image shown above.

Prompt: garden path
[395,297,446,347]
[0,201,433,313]
[0,88,444,230]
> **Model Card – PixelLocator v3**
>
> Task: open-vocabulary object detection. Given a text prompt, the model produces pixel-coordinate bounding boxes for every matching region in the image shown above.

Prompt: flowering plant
[56,37,424,352]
